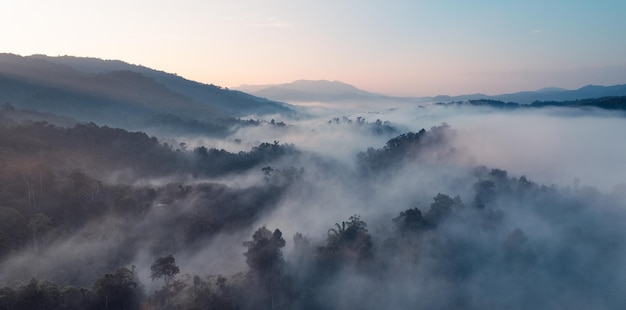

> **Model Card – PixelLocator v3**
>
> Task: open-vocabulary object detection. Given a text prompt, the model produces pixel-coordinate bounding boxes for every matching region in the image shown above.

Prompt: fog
[1,98,626,309]
[268,102,626,190]
[243,102,626,308]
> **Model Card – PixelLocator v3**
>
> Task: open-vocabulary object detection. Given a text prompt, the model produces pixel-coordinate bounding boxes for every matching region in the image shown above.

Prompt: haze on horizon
[2,0,625,96]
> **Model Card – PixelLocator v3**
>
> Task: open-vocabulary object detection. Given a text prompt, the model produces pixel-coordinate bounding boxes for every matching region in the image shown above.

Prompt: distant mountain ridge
[0,53,291,127]
[436,96,626,112]
[427,84,626,104]
[239,79,626,105]
[236,79,393,102]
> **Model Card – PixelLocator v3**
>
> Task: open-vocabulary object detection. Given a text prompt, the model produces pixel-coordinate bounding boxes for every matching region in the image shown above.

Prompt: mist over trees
[2,73,626,309]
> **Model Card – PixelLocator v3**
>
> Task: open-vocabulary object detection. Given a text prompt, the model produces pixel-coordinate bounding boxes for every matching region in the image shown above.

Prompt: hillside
[0,54,292,127]
[32,55,291,115]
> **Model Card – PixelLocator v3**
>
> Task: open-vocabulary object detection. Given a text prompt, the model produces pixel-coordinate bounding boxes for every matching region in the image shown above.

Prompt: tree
[473,180,495,209]
[12,279,60,310]
[93,267,143,310]
[320,215,373,264]
[393,207,428,234]
[149,255,183,308]
[67,170,101,203]
[243,226,290,309]
[150,255,180,286]
[426,193,463,225]
[243,227,288,310]
[59,285,94,310]
[243,227,286,276]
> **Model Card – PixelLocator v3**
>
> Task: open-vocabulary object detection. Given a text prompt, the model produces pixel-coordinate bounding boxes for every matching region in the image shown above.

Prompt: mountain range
[428,84,626,105]
[238,80,626,105]
[0,54,291,128]
[2,53,625,129]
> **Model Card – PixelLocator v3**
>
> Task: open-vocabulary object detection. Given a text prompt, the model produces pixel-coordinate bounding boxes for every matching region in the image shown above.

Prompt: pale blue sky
[1,0,625,95]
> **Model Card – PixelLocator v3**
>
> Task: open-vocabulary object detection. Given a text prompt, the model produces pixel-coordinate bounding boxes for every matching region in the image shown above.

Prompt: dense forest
[2,95,626,310]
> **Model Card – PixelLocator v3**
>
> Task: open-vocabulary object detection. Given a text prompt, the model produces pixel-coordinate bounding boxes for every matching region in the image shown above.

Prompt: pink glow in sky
[1,0,625,96]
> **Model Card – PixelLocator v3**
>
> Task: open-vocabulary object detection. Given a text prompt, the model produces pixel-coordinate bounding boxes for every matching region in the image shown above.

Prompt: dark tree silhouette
[243,227,288,310]
[243,227,286,276]
[12,279,60,310]
[393,207,428,234]
[150,255,180,286]
[425,193,463,225]
[93,267,143,310]
[320,215,373,264]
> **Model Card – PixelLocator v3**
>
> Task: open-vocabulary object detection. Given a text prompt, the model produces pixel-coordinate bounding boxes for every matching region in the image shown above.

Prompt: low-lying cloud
[1,100,625,309]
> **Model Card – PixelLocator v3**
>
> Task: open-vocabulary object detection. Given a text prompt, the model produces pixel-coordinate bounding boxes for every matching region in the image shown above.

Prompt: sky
[1,0,625,96]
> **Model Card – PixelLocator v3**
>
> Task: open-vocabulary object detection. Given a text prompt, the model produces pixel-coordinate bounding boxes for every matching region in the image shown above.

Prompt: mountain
[239,79,626,106]
[0,54,292,127]
[427,84,626,104]
[236,79,394,102]
[493,84,626,104]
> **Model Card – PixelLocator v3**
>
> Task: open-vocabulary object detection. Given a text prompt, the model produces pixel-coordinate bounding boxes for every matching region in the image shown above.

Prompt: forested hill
[0,107,301,262]
[0,54,292,128]
[31,55,292,115]
[529,96,626,110]
[0,113,297,181]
